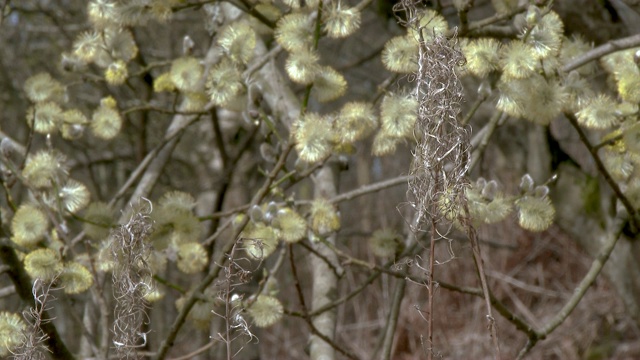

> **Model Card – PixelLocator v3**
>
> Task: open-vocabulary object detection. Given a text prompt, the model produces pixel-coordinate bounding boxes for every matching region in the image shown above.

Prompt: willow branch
[380,273,406,360]
[329,175,413,204]
[203,174,411,221]
[565,113,640,230]
[452,4,527,36]
[469,111,506,172]
[380,214,420,360]
[561,33,640,73]
[463,204,501,359]
[515,219,625,359]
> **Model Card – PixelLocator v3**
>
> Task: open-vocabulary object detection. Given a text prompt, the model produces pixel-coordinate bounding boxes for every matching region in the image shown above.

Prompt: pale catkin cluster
[241,202,307,260]
[465,178,513,226]
[0,311,28,357]
[91,96,122,140]
[110,200,154,358]
[369,228,402,258]
[149,191,206,276]
[246,295,283,328]
[275,6,349,102]
[515,174,555,232]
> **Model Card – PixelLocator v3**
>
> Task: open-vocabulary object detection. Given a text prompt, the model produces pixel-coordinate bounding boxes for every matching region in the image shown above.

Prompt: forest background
[2,0,640,359]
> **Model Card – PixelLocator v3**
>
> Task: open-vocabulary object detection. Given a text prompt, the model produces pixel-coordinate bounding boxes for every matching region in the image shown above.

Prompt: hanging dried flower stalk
[395,1,501,358]
[401,4,470,230]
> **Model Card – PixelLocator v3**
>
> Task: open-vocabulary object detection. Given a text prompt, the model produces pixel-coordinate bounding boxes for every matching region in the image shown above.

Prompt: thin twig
[469,111,506,172]
[565,113,640,230]
[462,203,501,359]
[202,174,412,221]
[380,269,407,360]
[381,213,420,360]
[452,4,527,36]
[426,217,436,360]
[561,33,640,73]
[167,339,216,360]
[329,175,413,204]
[461,90,488,126]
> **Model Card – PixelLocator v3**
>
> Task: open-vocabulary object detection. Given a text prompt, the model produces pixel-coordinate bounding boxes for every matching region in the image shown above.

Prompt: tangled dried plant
[110,199,154,359]
[211,241,257,360]
[400,6,470,228]
[394,1,500,358]
[13,278,57,360]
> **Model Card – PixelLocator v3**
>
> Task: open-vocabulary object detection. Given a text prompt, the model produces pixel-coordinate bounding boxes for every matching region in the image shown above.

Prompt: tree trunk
[309,164,341,360]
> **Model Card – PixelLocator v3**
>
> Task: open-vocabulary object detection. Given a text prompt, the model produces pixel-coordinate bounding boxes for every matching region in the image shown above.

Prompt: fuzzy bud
[183,35,195,56]
[475,177,487,190]
[482,180,498,201]
[249,204,264,223]
[519,174,534,194]
[534,185,549,198]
